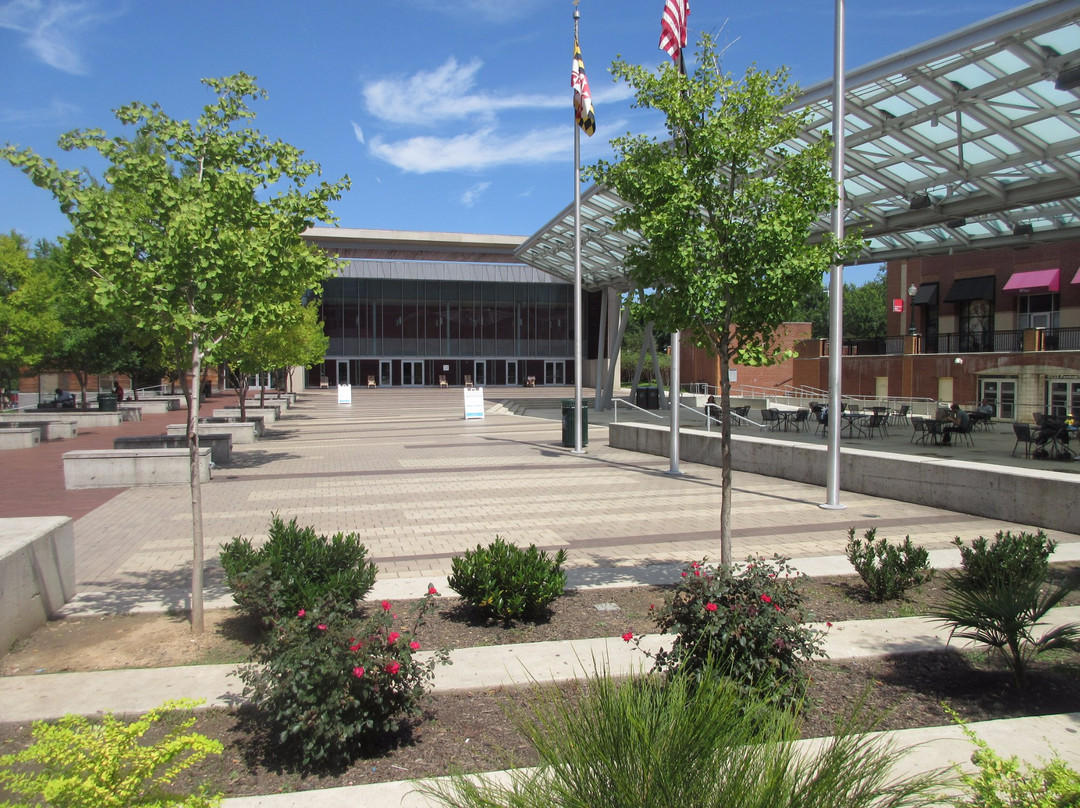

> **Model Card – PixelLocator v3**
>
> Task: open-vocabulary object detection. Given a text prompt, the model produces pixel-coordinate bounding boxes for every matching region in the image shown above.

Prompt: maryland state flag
[572,36,595,136]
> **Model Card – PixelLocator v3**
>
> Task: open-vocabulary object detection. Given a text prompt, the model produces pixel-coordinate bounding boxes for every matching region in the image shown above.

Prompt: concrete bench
[24,410,123,428]
[213,407,278,424]
[0,516,75,654]
[125,397,181,414]
[199,414,266,435]
[113,433,232,465]
[0,428,40,449]
[63,447,211,489]
[166,420,259,444]
[118,405,143,422]
[0,420,77,440]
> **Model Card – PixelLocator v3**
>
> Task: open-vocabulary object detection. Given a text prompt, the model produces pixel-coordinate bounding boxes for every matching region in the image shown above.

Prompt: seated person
[705,395,719,423]
[113,381,124,401]
[939,403,970,446]
[54,388,76,409]
[976,399,994,416]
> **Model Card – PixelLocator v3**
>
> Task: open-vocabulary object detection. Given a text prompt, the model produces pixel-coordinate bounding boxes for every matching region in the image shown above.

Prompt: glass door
[979,379,1016,420]
[544,361,565,385]
[336,360,350,386]
[379,360,391,387]
[505,360,518,386]
[402,360,423,386]
[473,360,486,387]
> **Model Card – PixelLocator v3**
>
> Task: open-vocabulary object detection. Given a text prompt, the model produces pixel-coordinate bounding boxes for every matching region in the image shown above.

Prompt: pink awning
[1002,268,1060,294]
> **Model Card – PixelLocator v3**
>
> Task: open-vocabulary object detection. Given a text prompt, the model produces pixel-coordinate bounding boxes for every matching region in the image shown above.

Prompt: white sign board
[337,383,352,405]
[463,387,485,419]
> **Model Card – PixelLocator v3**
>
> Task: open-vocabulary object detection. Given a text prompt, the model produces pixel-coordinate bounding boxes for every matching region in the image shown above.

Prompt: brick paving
[4,387,1077,614]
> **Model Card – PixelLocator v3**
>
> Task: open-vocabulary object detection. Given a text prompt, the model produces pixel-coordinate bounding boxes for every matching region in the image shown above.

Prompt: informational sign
[893,298,904,313]
[463,387,485,419]
[337,383,352,405]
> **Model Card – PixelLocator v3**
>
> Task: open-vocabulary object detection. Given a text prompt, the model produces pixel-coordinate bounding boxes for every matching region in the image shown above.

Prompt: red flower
[428,585,439,595]
[410,640,421,651]
[621,631,634,642]
[705,602,718,612]
[774,604,782,612]
[385,660,401,675]
[826,621,833,628]
[387,631,401,645]
[681,572,688,578]
[317,623,328,631]
[760,594,773,604]
[353,666,365,678]
[380,600,392,611]
[296,609,306,618]
[350,641,363,652]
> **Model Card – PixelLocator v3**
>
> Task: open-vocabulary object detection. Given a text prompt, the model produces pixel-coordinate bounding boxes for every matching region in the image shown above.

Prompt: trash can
[561,399,588,447]
[635,386,660,410]
[97,392,118,411]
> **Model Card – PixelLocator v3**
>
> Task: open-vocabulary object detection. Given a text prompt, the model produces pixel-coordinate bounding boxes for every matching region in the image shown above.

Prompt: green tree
[220,301,328,417]
[0,231,61,388]
[587,37,862,563]
[34,240,129,409]
[3,72,349,632]
[844,266,887,340]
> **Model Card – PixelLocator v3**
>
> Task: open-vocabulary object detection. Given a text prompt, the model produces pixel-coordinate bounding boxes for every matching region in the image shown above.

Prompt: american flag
[658,0,690,67]
[572,36,595,137]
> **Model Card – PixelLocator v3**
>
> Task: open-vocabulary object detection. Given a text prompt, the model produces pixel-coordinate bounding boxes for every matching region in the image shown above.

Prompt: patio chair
[1011,422,1035,458]
[464,374,473,388]
[791,408,810,432]
[910,416,929,445]
[889,404,910,427]
[760,408,781,432]
[367,375,376,388]
[864,413,888,439]
[438,375,448,388]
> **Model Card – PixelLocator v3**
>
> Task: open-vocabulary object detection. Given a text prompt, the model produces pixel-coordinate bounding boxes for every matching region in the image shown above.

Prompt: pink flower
[381,600,391,611]
[296,609,306,618]
[428,585,439,595]
[705,602,718,612]
[353,666,365,678]
[621,631,634,642]
[385,660,401,675]
[760,594,773,604]
[410,640,421,651]
[826,621,833,628]
[387,631,400,645]
[317,623,328,631]
[681,572,688,578]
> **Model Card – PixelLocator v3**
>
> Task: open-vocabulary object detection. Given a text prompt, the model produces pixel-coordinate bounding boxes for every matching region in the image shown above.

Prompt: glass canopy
[517,0,1080,290]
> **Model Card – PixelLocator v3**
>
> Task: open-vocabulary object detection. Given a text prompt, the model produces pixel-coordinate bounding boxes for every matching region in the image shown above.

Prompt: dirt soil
[2,566,1079,798]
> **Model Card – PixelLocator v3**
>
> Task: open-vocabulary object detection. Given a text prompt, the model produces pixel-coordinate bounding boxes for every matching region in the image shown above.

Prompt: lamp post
[907,283,918,335]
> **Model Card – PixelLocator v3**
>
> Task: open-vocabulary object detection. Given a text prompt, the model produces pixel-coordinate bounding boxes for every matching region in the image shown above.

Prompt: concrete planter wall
[609,423,1078,535]
[165,420,258,444]
[0,517,75,653]
[63,447,211,489]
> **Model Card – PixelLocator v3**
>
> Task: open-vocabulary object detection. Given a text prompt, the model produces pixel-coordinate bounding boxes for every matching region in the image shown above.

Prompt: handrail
[612,397,665,423]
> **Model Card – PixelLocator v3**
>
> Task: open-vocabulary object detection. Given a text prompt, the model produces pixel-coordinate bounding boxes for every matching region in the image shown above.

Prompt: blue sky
[2,0,1022,284]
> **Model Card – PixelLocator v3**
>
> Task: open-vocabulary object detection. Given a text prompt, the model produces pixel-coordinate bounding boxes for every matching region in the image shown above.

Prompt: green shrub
[219,514,377,623]
[947,709,1080,807]
[952,530,1055,592]
[238,587,448,770]
[420,660,950,808]
[845,527,933,602]
[933,532,1078,689]
[0,699,222,808]
[648,556,827,700]
[448,536,567,622]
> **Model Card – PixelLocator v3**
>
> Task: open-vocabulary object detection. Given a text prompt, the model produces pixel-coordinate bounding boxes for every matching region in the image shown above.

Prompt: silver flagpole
[822,0,846,509]
[667,330,681,473]
[572,6,585,455]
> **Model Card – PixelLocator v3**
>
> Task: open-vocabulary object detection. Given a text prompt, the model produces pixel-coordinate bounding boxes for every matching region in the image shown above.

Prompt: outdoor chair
[464,375,473,388]
[731,405,751,426]
[791,408,810,432]
[910,416,929,445]
[889,404,911,427]
[1011,422,1035,458]
[760,408,781,432]
[438,375,448,388]
[367,375,376,388]
[864,413,888,439]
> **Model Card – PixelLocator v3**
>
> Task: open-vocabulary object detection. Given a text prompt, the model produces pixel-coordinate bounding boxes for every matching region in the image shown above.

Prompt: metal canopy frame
[516,0,1080,284]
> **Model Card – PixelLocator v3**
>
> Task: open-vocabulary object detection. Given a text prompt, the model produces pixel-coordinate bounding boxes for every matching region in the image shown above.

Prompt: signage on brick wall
[893,298,904,313]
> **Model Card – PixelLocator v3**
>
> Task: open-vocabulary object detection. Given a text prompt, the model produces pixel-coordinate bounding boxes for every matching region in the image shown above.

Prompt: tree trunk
[717,326,733,566]
[185,337,206,634]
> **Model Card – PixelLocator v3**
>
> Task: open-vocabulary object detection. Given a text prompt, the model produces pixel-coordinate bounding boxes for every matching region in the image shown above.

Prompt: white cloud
[409,0,542,24]
[369,126,568,173]
[350,121,365,144]
[0,97,79,126]
[459,181,491,208]
[0,0,110,75]
[363,58,564,126]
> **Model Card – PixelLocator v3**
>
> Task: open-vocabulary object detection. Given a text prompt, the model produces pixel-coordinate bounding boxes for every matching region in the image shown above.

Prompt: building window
[958,299,993,352]
[979,378,1016,420]
[1016,293,1059,331]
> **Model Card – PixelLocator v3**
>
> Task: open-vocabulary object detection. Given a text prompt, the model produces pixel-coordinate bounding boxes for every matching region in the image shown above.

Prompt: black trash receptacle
[561,399,588,447]
[97,392,118,411]
[635,386,660,410]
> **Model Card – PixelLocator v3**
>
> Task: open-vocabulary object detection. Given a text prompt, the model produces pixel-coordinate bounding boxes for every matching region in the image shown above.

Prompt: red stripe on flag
[659,0,689,65]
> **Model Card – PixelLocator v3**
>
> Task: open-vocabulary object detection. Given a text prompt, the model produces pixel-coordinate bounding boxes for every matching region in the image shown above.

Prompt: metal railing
[612,397,665,423]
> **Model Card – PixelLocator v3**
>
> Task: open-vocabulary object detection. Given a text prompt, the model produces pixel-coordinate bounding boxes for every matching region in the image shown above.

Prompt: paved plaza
[2,387,1075,613]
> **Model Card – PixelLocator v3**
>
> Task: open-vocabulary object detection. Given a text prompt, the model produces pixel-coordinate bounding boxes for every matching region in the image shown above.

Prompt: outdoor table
[840,411,869,437]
